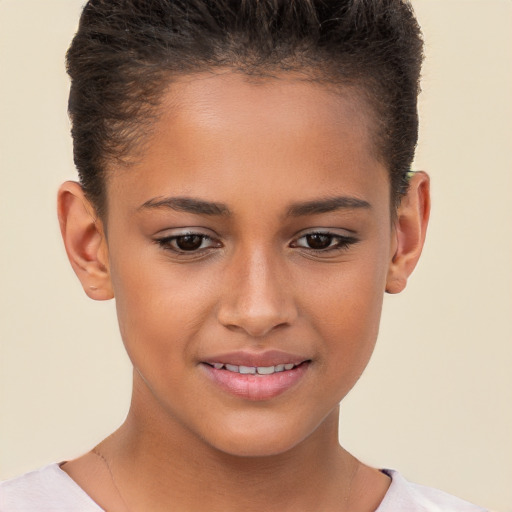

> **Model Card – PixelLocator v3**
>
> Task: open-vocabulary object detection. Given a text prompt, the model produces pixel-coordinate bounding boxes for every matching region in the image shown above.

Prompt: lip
[200,350,311,401]
[202,349,308,368]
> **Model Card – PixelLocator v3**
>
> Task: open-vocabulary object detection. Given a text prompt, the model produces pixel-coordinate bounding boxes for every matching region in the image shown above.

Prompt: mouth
[201,357,311,401]
[205,361,304,375]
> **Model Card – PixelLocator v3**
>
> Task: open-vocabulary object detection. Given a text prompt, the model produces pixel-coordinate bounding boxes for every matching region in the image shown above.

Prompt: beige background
[0,1,511,510]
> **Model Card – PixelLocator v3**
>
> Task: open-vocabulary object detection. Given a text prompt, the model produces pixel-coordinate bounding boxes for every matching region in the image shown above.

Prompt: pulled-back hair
[66,0,423,217]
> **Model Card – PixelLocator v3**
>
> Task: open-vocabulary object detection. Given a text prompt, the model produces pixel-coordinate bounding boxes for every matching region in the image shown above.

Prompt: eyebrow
[286,196,371,217]
[138,195,371,217]
[138,196,230,216]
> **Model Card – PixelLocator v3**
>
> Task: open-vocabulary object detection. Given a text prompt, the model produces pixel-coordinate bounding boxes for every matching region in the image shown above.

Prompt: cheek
[302,249,388,330]
[300,253,388,389]
[108,249,216,372]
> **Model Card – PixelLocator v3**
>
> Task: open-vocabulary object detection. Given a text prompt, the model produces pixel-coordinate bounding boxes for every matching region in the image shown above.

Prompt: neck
[100,390,356,511]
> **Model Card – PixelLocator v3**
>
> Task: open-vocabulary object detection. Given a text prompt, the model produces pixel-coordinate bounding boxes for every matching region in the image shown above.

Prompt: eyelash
[291,232,358,253]
[154,231,358,256]
[155,233,220,254]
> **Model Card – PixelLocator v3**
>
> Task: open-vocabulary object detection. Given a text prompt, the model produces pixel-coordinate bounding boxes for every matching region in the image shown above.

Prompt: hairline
[94,67,392,222]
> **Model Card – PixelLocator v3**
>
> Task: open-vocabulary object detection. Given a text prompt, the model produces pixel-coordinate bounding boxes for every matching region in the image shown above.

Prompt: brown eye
[155,232,219,254]
[175,234,204,251]
[305,233,333,250]
[291,231,358,253]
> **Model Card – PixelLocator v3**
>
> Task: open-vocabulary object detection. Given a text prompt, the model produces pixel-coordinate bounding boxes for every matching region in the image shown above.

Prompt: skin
[57,71,430,511]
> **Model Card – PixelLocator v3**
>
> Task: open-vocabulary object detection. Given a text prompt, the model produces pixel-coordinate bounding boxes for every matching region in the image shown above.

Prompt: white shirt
[0,464,489,511]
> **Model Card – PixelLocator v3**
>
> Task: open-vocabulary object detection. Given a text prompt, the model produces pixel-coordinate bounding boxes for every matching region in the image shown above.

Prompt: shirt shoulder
[377,469,489,512]
[0,464,103,512]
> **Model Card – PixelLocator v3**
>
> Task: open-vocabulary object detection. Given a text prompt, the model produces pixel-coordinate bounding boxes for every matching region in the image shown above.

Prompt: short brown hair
[66,0,424,217]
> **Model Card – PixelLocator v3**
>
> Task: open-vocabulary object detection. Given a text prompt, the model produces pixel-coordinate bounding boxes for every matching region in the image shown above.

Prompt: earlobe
[386,172,430,294]
[57,181,114,300]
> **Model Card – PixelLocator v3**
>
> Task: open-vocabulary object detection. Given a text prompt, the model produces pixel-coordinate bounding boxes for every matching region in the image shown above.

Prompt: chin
[211,432,303,458]
[199,410,328,459]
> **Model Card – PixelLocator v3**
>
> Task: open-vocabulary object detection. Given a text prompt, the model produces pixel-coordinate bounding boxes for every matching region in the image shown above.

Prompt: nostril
[217,299,295,336]
[226,317,291,338]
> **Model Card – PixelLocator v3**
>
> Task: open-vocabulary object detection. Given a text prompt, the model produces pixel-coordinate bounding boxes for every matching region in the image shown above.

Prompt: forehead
[107,71,388,214]
[169,71,365,120]
[161,71,377,157]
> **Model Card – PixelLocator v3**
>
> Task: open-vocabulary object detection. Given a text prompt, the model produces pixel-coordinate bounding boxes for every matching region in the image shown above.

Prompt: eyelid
[154,225,216,236]
[154,229,222,255]
[293,226,356,237]
[290,229,359,252]
[291,227,357,243]
[153,227,358,256]
[153,226,220,242]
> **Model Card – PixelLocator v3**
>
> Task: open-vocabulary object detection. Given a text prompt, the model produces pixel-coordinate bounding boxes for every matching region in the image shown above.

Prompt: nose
[217,246,297,338]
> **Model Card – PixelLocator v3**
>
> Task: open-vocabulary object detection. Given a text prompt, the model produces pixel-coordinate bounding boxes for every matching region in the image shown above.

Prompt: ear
[386,171,431,294]
[57,181,114,300]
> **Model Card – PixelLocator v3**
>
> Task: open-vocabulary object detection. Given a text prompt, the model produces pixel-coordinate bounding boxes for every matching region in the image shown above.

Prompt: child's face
[95,72,398,455]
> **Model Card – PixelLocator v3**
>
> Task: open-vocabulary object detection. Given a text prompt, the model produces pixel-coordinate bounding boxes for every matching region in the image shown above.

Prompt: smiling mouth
[202,360,310,400]
[205,362,305,375]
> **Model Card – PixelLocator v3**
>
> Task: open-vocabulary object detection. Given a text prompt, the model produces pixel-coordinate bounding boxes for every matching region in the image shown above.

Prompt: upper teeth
[212,363,297,374]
